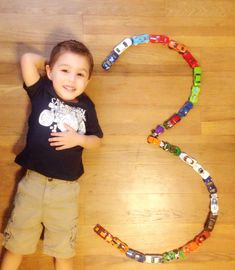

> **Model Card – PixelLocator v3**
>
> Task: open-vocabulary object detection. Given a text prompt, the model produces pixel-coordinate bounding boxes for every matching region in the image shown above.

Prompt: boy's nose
[68,73,76,82]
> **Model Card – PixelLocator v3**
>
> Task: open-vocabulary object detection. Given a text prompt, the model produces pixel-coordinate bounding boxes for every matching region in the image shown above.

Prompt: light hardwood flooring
[0,1,234,269]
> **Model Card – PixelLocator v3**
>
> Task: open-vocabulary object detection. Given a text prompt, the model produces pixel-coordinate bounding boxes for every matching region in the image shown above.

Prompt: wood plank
[166,0,235,17]
[0,0,166,16]
[0,14,83,43]
[0,1,235,269]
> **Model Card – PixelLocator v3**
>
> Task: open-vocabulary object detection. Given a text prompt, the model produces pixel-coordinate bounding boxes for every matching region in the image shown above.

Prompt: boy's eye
[61,69,68,73]
[77,73,84,77]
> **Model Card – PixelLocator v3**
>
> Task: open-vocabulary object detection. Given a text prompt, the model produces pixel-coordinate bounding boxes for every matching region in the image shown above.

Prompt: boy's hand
[48,124,84,150]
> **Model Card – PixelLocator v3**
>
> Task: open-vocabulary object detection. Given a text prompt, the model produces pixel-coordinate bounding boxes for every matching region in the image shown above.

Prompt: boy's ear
[45,64,52,80]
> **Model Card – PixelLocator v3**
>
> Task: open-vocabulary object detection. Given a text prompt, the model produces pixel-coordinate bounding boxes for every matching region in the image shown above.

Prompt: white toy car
[179,152,197,167]
[210,193,219,215]
[114,38,132,55]
[192,163,210,179]
[145,254,163,263]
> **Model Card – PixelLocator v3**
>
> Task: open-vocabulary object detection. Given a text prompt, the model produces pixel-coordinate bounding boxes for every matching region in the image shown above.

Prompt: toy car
[191,85,200,95]
[172,249,185,260]
[154,124,165,135]
[145,254,163,263]
[203,176,213,184]
[182,51,199,68]
[114,38,133,55]
[200,169,210,180]
[194,230,210,245]
[111,237,129,253]
[126,248,146,262]
[160,141,171,151]
[150,34,169,44]
[93,224,113,243]
[189,94,198,104]
[131,34,150,45]
[210,193,219,215]
[193,67,202,86]
[163,113,181,129]
[102,50,119,70]
[102,61,112,70]
[162,249,185,262]
[204,211,218,231]
[203,177,217,194]
[193,163,205,174]
[147,135,161,145]
[189,85,200,104]
[162,251,175,262]
[168,145,181,156]
[180,240,199,253]
[179,152,197,167]
[178,101,193,117]
[168,40,187,53]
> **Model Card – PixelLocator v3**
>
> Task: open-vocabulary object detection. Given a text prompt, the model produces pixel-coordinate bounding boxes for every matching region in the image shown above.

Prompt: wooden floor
[0,0,235,269]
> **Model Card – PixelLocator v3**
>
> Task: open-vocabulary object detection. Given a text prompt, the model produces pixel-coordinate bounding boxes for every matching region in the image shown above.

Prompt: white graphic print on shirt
[38,98,86,133]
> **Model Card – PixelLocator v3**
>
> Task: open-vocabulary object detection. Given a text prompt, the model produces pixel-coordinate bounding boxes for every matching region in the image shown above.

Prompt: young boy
[0,40,103,270]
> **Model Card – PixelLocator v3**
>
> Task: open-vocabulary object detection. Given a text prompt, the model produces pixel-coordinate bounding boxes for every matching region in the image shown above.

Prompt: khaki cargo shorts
[3,170,80,258]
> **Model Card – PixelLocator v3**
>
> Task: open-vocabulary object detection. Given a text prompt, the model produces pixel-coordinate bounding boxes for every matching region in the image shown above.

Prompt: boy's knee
[55,257,74,262]
[54,256,74,270]
[4,249,23,259]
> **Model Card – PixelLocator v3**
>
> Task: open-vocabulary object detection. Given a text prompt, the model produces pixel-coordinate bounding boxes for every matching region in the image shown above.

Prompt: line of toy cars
[102,34,200,70]
[147,67,201,137]
[97,35,219,264]
[94,223,216,263]
[146,139,219,218]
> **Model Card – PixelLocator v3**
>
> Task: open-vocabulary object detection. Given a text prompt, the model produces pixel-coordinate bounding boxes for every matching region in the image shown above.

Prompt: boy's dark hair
[49,40,94,79]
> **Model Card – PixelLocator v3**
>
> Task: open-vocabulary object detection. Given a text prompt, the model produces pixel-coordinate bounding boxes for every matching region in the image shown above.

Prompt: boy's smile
[46,52,90,103]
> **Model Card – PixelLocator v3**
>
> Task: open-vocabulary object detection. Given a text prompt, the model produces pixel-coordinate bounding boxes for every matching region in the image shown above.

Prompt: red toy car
[182,51,199,68]
[163,114,181,129]
[150,34,169,44]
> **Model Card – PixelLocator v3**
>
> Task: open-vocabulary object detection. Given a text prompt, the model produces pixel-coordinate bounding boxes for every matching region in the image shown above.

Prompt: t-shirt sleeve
[86,104,103,138]
[23,76,45,99]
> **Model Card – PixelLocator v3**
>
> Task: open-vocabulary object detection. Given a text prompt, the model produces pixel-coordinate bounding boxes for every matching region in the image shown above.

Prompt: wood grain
[0,0,235,269]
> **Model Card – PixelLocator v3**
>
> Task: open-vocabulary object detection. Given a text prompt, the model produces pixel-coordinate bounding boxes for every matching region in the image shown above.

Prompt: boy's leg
[43,179,80,259]
[0,250,23,270]
[54,257,74,270]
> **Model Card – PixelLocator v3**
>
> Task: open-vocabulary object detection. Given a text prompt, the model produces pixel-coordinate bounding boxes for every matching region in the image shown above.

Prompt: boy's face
[46,52,90,103]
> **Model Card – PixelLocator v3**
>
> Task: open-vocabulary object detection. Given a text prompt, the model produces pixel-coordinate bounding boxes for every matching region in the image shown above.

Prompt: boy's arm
[21,53,46,87]
[77,134,102,149]
[48,124,102,151]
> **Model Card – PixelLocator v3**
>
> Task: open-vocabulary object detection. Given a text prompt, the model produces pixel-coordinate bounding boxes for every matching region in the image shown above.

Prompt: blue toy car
[131,34,150,45]
[178,101,193,117]
[203,176,217,194]
[126,249,146,262]
[102,50,119,70]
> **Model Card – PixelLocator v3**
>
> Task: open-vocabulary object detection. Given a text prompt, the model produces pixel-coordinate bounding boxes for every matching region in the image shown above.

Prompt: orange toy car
[93,224,114,243]
[168,40,187,53]
[194,230,210,245]
[147,135,161,145]
[111,237,129,253]
[180,240,199,253]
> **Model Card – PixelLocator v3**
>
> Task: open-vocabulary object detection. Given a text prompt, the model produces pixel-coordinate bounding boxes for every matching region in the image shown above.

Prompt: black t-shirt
[15,76,103,181]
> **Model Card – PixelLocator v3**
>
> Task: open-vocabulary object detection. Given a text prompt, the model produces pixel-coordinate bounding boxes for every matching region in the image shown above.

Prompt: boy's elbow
[21,53,33,66]
[93,137,102,149]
